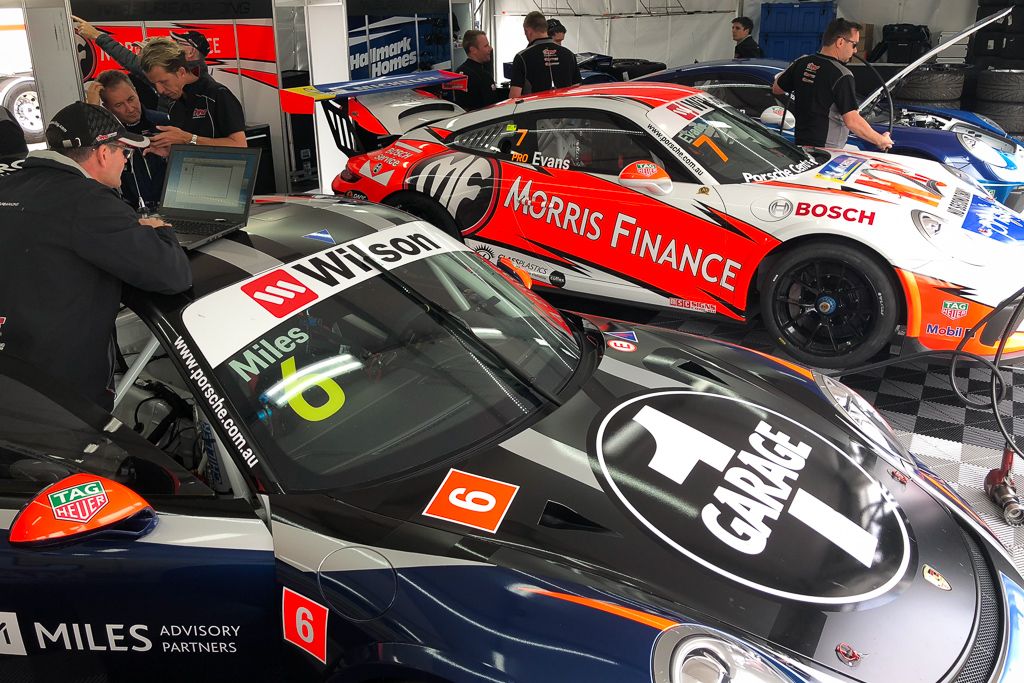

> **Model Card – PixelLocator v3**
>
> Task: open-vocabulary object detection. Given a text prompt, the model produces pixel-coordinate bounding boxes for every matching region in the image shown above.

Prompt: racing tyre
[892,64,968,101]
[0,80,43,144]
[976,100,1024,132]
[896,98,960,110]
[761,243,898,369]
[977,68,1024,102]
[383,192,463,241]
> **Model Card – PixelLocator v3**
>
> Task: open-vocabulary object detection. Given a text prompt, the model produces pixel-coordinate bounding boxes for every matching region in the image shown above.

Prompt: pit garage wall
[491,1,739,78]
[69,0,287,194]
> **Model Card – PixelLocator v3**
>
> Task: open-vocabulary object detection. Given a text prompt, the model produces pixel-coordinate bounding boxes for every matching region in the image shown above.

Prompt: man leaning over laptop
[0,102,191,410]
[138,38,247,156]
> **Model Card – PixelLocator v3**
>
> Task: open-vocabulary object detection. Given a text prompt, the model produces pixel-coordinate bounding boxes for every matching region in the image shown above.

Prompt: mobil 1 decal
[406,152,500,235]
[593,391,911,603]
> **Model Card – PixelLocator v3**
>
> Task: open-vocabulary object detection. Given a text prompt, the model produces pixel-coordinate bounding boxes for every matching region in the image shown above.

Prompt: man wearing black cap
[73,16,209,113]
[509,11,580,98]
[139,37,247,155]
[0,102,192,409]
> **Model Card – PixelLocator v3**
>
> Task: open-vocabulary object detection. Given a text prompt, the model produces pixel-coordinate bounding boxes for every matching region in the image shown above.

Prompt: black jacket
[453,59,501,111]
[734,35,763,59]
[510,38,581,94]
[120,109,167,213]
[0,152,192,407]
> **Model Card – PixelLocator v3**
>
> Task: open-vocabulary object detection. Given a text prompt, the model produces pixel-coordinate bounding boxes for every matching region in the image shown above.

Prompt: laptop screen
[161,146,260,217]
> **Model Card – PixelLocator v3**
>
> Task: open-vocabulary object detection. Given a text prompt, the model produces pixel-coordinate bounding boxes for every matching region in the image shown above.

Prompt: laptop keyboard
[170,219,237,236]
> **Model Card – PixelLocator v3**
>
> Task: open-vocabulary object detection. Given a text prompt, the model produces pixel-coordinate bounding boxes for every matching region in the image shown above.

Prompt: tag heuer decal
[941,301,968,321]
[48,480,109,523]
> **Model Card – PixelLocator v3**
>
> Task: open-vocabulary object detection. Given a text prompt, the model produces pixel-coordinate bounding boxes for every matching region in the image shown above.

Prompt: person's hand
[143,145,170,158]
[84,81,103,105]
[138,216,170,229]
[72,16,101,41]
[151,125,191,148]
[877,131,893,152]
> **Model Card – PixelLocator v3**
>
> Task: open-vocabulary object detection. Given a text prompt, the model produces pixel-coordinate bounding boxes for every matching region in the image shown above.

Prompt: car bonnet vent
[538,501,613,534]
[642,348,725,386]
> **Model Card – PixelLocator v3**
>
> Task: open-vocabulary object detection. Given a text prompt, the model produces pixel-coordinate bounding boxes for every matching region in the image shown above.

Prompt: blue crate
[760,1,836,34]
[762,32,825,62]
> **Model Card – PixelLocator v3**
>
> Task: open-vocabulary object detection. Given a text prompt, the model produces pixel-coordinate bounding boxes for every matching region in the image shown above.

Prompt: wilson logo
[242,270,318,317]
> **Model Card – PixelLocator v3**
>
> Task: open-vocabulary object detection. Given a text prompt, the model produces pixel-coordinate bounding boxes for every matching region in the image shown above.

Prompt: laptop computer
[156,144,262,249]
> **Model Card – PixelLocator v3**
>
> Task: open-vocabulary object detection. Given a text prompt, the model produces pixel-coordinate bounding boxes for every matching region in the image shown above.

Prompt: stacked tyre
[892,63,970,110]
[975,69,1024,138]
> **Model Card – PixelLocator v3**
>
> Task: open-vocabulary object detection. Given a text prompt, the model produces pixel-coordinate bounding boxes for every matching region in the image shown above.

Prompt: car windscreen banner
[183,222,469,368]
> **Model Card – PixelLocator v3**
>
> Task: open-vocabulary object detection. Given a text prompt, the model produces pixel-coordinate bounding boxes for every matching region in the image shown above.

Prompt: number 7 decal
[423,469,520,533]
[694,134,728,163]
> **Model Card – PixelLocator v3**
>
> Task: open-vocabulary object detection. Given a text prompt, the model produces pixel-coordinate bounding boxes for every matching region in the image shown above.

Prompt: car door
[501,105,742,315]
[0,355,279,682]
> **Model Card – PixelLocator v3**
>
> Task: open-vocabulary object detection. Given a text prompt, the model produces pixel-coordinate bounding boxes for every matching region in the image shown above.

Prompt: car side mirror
[618,161,673,196]
[761,106,795,131]
[496,256,533,289]
[9,473,157,548]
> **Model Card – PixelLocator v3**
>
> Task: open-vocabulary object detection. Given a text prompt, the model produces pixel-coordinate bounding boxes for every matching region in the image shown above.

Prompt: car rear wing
[281,70,468,157]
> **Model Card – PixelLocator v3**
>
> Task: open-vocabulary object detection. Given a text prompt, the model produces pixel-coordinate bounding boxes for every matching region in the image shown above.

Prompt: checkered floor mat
[642,311,1024,574]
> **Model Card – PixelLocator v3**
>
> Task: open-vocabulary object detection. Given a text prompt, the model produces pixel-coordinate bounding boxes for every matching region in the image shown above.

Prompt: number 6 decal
[282,588,328,664]
[424,469,520,533]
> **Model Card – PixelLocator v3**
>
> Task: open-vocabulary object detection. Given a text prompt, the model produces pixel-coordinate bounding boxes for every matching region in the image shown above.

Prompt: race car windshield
[205,249,581,491]
[671,106,816,184]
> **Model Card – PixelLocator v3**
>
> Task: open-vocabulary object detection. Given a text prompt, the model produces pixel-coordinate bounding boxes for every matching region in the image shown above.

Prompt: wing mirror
[496,256,533,289]
[761,106,795,131]
[618,161,673,196]
[9,474,157,547]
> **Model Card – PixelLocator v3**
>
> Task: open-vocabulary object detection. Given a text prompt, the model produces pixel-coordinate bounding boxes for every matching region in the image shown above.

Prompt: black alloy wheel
[761,243,897,368]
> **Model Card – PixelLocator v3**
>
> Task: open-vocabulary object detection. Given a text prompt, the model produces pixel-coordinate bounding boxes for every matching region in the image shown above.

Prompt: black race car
[0,196,1020,682]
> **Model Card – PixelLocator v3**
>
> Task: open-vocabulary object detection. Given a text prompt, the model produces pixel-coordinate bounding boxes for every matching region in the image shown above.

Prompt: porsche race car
[1,197,1021,682]
[314,75,1024,368]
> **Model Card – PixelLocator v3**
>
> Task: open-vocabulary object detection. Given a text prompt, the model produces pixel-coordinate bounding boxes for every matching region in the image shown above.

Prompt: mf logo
[0,612,27,656]
[242,270,318,318]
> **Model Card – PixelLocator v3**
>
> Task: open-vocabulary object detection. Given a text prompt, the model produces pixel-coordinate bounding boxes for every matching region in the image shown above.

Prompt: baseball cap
[171,30,211,57]
[547,18,567,36]
[45,102,149,151]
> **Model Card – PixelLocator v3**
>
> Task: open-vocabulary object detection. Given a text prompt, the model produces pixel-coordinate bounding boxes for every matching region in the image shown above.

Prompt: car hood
[332,319,993,682]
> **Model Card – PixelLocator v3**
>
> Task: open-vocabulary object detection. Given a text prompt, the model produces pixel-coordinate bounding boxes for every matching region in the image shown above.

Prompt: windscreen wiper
[345,242,565,407]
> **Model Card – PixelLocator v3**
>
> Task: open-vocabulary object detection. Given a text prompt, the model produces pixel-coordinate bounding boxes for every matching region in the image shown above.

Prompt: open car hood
[860,7,1012,112]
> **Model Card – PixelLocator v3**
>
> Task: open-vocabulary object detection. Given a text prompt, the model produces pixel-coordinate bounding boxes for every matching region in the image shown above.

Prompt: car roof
[133,196,422,316]
[639,59,789,82]
[515,81,706,108]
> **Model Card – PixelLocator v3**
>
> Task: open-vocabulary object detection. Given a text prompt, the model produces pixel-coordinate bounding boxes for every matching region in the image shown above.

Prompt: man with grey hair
[0,102,191,409]
[139,37,246,154]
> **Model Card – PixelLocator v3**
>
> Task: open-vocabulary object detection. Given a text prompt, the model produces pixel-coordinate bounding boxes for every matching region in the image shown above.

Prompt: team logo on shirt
[192,108,208,118]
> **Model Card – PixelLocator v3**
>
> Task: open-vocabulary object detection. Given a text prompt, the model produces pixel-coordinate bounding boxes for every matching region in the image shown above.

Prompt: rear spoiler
[280,70,468,157]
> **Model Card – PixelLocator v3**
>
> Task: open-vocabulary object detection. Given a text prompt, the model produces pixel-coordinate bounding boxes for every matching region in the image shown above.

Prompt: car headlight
[815,372,910,461]
[653,625,792,683]
[974,114,1006,135]
[912,208,945,240]
[942,162,987,192]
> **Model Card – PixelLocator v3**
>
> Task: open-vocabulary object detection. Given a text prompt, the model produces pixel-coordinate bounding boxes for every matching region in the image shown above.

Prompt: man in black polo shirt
[772,18,892,151]
[731,17,763,58]
[454,30,501,111]
[138,37,246,155]
[509,11,580,98]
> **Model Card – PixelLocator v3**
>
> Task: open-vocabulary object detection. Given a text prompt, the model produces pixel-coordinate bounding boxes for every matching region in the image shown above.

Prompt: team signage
[593,391,910,603]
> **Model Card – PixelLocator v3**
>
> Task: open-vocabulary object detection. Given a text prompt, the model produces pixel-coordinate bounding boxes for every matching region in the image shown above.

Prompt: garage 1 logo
[48,480,108,523]
[593,391,910,603]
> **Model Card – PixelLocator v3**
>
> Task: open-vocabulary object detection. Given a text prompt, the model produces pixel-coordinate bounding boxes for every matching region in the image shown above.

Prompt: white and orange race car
[287,72,1024,368]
